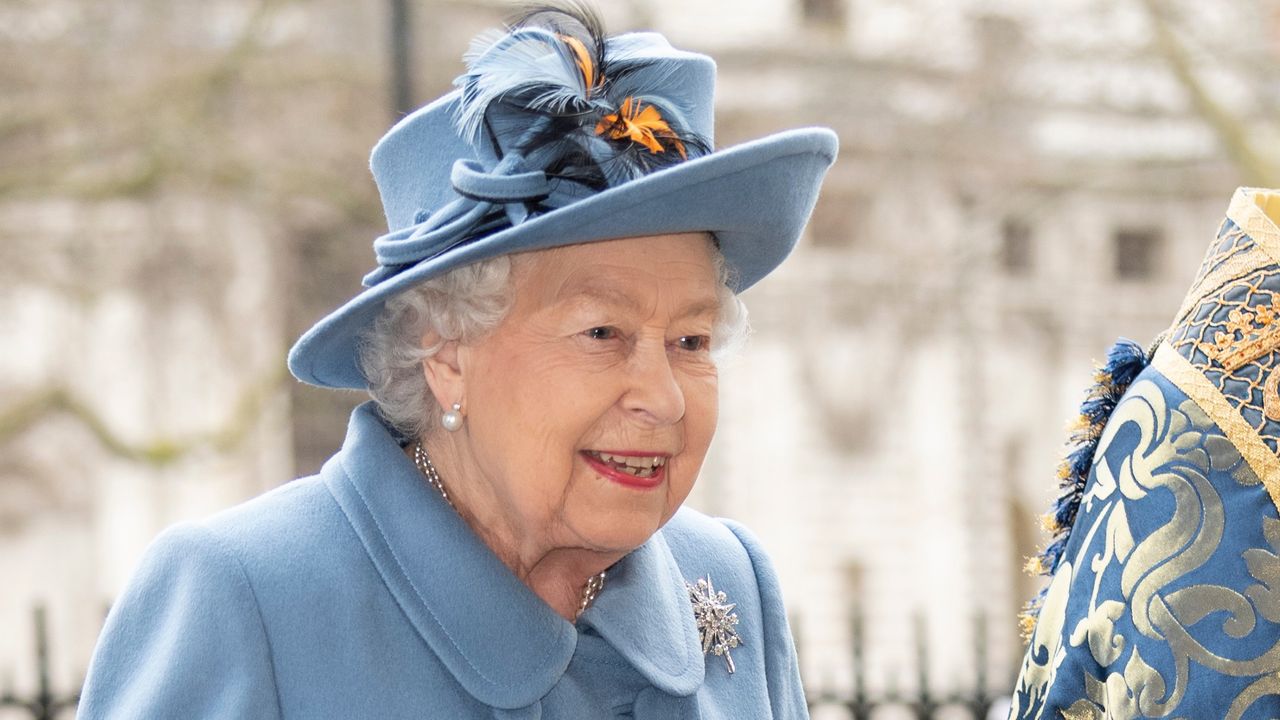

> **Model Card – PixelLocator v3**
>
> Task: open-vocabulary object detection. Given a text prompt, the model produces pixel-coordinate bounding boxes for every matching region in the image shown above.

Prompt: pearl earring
[441,403,464,432]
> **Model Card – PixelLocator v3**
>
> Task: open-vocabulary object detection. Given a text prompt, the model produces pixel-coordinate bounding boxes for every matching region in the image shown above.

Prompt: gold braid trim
[1227,187,1280,266]
[1172,189,1280,329]
[1171,246,1272,330]
[1152,342,1280,510]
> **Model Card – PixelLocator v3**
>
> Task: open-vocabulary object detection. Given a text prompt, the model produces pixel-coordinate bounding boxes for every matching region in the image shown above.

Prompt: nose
[621,340,685,426]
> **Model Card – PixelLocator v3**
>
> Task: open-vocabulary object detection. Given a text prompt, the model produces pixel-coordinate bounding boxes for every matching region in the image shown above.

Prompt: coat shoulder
[662,507,771,569]
[660,507,779,603]
[79,495,296,718]
[138,475,362,606]
[179,475,353,571]
[198,475,335,545]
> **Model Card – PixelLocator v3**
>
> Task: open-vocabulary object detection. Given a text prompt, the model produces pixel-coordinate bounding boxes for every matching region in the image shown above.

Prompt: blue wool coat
[78,403,809,719]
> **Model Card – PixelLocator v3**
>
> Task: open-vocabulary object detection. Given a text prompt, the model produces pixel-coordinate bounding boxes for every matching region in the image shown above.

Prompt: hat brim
[289,127,838,389]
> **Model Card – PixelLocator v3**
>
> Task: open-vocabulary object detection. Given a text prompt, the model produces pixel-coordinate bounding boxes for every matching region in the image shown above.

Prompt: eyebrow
[564,283,721,320]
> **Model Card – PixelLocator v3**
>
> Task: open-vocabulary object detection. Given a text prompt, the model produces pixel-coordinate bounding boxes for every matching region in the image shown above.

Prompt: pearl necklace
[412,442,606,619]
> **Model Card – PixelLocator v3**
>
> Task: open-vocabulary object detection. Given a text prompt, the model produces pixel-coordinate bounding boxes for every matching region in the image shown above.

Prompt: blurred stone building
[680,0,1271,703]
[0,0,1274,712]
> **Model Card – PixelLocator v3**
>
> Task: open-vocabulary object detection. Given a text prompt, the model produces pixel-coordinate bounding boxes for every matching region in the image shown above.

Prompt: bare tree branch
[1139,0,1277,186]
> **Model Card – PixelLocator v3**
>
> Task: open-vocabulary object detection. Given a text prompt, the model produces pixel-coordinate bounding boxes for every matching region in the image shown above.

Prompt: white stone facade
[0,196,293,701]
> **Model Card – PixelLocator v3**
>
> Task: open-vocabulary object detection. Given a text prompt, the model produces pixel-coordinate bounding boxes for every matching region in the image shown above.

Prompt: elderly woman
[78,6,836,719]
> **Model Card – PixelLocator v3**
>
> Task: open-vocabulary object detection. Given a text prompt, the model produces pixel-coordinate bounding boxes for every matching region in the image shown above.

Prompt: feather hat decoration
[287,1,838,390]
[454,3,709,189]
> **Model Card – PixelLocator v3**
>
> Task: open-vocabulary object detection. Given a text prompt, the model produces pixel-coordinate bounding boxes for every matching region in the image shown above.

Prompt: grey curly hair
[358,248,750,440]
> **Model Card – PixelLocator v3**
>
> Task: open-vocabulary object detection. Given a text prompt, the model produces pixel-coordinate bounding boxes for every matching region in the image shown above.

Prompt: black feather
[509,1,607,66]
[454,0,710,211]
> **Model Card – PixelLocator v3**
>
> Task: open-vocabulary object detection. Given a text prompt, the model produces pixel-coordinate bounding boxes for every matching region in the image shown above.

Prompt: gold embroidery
[1152,343,1280,510]
[1171,244,1272,330]
[1167,270,1280,460]
[1170,219,1264,329]
[1011,378,1280,719]
[1227,187,1280,268]
[1197,300,1280,371]
[1242,520,1280,626]
[1059,700,1102,720]
[1010,558,1077,719]
[1227,672,1280,720]
[1170,188,1280,332]
[1016,191,1280,719]
[1266,370,1280,422]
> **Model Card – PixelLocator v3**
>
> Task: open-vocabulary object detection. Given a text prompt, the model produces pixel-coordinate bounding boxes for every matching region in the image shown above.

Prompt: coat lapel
[323,403,576,710]
[579,524,706,696]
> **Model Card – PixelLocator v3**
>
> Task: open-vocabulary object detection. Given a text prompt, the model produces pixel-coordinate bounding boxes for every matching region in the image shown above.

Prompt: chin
[572,509,669,553]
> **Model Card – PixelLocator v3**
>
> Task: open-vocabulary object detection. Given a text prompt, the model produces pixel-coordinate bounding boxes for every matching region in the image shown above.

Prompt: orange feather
[595,97,687,158]
[561,35,598,89]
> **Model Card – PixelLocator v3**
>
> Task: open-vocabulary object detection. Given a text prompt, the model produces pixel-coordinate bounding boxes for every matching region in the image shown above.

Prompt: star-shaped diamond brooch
[686,575,743,673]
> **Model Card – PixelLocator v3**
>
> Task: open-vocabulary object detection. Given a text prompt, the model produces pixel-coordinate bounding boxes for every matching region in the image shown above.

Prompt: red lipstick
[581,450,667,489]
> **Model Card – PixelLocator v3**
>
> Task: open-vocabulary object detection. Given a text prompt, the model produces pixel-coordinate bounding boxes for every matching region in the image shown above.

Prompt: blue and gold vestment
[1011,189,1280,720]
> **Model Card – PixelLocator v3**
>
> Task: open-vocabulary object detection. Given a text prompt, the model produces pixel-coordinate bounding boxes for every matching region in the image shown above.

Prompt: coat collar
[322,403,704,709]
[579,530,706,696]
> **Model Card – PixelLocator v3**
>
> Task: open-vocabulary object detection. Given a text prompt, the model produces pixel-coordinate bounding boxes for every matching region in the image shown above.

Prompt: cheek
[670,373,719,495]
[470,347,623,473]
[507,357,621,432]
[683,370,719,446]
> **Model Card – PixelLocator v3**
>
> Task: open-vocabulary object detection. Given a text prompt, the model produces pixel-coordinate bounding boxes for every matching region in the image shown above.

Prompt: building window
[1113,227,1163,280]
[1000,218,1032,275]
[801,0,846,28]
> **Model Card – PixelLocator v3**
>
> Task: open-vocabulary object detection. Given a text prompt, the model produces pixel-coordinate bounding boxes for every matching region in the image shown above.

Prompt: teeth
[591,452,667,471]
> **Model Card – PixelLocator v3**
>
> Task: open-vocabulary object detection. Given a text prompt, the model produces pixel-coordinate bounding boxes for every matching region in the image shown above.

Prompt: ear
[422,335,465,410]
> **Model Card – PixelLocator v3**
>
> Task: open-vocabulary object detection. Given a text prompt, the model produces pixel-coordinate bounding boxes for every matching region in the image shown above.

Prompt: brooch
[686,575,742,673]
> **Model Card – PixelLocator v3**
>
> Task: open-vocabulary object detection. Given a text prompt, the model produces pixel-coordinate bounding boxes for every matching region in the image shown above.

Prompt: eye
[585,326,618,341]
[674,335,711,352]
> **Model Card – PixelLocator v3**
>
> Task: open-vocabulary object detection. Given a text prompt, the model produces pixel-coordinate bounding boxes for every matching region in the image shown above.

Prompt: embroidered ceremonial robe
[1010,188,1280,719]
[78,402,808,719]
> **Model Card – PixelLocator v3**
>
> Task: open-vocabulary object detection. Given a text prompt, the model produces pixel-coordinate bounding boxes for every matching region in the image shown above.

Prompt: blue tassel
[1019,338,1147,639]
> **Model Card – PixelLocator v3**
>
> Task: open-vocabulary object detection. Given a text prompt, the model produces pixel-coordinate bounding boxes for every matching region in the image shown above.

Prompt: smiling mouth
[583,450,668,480]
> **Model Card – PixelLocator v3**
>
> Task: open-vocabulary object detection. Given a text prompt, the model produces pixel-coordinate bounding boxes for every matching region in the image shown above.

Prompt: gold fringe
[1018,612,1038,641]
[1040,514,1060,533]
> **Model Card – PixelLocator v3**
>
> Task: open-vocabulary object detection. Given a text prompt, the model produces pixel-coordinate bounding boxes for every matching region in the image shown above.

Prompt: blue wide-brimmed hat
[289,8,839,389]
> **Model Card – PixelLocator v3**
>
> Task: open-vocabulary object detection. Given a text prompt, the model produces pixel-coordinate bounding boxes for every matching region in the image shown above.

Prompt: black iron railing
[800,612,1009,719]
[0,606,80,720]
[5,607,1010,719]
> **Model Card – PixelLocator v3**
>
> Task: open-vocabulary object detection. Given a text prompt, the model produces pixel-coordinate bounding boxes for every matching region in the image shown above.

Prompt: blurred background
[2,0,1278,717]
